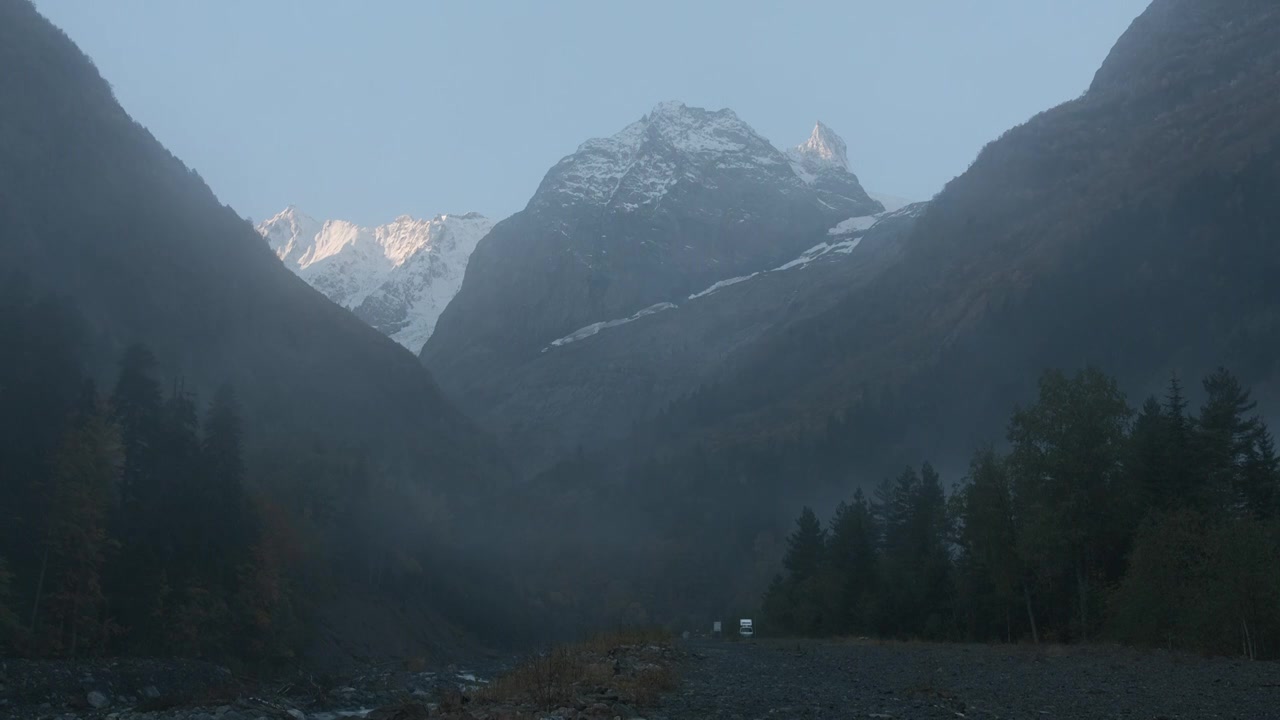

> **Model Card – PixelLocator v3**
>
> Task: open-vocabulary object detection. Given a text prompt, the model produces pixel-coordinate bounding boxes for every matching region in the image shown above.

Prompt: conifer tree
[953,448,1025,642]
[1009,368,1130,641]
[0,555,19,651]
[35,401,121,657]
[826,490,878,634]
[783,507,826,583]
[201,385,250,577]
[1197,367,1263,515]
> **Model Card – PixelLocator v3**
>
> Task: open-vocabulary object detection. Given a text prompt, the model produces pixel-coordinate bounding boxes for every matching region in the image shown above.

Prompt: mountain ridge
[258,208,493,350]
[423,103,886,471]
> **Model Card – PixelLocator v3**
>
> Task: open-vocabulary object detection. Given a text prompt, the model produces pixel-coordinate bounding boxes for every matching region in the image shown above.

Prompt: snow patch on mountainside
[828,214,879,236]
[773,239,863,272]
[258,208,493,350]
[546,302,678,349]
[689,273,761,300]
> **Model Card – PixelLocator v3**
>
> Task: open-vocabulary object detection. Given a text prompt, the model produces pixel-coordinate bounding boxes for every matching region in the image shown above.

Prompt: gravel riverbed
[655,639,1280,720]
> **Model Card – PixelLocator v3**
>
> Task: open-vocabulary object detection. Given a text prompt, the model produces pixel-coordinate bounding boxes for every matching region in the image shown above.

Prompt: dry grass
[476,627,677,710]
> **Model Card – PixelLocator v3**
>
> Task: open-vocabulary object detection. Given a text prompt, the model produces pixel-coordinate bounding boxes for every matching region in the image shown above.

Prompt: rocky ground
[0,637,675,720]
[656,638,1280,719]
[7,639,1280,720]
[0,655,508,720]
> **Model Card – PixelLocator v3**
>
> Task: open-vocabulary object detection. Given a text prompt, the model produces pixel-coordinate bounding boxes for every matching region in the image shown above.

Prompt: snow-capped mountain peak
[791,121,850,172]
[257,209,493,351]
[536,101,788,211]
[786,121,857,183]
[260,206,323,266]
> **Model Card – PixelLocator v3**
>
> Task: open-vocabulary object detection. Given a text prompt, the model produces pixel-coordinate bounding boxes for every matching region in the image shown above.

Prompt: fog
[7,1,1280,706]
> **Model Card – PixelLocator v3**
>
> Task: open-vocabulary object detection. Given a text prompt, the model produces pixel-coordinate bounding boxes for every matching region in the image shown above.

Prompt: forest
[764,366,1280,659]
[0,286,297,663]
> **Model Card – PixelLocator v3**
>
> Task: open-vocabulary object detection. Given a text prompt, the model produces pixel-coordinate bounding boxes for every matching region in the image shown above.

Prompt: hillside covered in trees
[0,0,527,664]
[765,367,1280,659]
[0,287,295,661]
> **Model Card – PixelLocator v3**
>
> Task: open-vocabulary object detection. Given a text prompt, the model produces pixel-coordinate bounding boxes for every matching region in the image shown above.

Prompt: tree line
[0,289,296,662]
[764,367,1280,658]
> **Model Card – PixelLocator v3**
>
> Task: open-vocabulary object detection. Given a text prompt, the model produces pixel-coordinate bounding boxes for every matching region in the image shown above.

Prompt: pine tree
[110,344,164,535]
[769,507,829,635]
[953,448,1026,642]
[0,554,20,652]
[874,464,953,638]
[201,385,250,578]
[783,507,826,582]
[1240,428,1280,520]
[35,401,122,657]
[157,383,202,575]
[1009,367,1130,642]
[826,490,878,634]
[1197,367,1263,516]
[1127,397,1167,512]
[1154,373,1200,508]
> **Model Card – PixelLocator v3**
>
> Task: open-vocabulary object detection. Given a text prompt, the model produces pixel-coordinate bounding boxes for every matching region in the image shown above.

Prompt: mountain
[786,121,880,212]
[423,103,883,470]
[658,0,1280,471]
[476,0,1280,627]
[258,208,493,350]
[0,0,513,660]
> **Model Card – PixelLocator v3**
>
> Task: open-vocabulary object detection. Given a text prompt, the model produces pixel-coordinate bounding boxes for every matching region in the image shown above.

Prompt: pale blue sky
[34,1,1150,226]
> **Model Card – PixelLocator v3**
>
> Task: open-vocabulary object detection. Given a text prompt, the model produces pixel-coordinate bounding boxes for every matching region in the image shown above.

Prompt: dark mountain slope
[485,0,1280,628]
[468,206,922,472]
[0,0,513,659]
[660,0,1280,469]
[0,0,504,484]
[423,105,883,472]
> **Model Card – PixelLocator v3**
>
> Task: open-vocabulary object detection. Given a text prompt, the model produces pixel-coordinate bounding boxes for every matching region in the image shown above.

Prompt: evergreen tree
[1009,368,1130,641]
[763,507,830,635]
[156,384,202,575]
[1162,374,1196,504]
[34,402,122,657]
[110,344,164,534]
[875,464,952,638]
[1196,368,1261,515]
[1127,396,1167,514]
[783,507,826,582]
[0,554,19,652]
[953,448,1027,642]
[201,385,250,577]
[826,490,878,634]
[1240,429,1280,520]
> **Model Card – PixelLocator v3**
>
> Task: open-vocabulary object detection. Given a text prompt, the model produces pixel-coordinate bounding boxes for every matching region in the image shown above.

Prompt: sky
[34,0,1151,227]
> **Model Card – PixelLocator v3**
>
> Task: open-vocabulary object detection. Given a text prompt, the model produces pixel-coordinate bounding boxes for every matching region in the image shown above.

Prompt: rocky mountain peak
[533,101,786,212]
[257,209,493,350]
[792,121,850,172]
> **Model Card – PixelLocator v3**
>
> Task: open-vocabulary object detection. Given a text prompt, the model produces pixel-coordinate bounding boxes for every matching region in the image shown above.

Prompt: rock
[612,703,638,718]
[287,709,307,720]
[87,690,110,709]
[220,711,249,720]
[143,685,162,699]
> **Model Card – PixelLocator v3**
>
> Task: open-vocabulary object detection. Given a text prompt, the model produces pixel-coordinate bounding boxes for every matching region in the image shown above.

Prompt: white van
[739,618,754,637]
